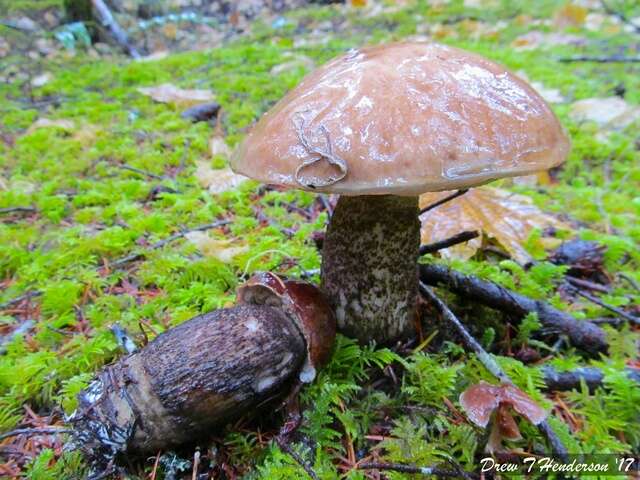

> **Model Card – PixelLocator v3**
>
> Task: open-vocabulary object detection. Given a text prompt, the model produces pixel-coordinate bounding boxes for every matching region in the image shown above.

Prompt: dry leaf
[419,187,569,264]
[569,97,640,130]
[185,231,248,263]
[31,72,52,87]
[195,162,247,194]
[138,83,215,106]
[26,118,74,134]
[553,4,588,27]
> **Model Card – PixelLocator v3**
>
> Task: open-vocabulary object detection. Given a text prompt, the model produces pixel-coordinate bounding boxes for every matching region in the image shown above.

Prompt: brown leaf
[553,4,588,27]
[419,187,569,264]
[137,83,215,106]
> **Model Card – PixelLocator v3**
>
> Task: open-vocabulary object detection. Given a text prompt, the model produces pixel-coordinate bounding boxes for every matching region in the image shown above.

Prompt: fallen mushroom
[231,41,570,344]
[68,273,335,470]
[459,381,548,453]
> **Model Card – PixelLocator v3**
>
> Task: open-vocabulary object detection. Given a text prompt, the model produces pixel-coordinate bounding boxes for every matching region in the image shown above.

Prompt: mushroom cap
[231,42,570,196]
[237,272,336,381]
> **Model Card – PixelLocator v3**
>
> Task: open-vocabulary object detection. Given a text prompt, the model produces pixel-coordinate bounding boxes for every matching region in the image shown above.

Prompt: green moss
[0,0,639,477]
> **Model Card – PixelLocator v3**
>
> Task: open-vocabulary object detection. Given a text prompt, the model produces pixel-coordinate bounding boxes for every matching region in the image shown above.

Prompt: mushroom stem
[321,195,420,344]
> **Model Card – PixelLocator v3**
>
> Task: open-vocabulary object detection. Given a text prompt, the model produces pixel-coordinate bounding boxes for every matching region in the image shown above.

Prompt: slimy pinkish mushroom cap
[459,381,548,428]
[231,42,569,196]
[237,272,336,382]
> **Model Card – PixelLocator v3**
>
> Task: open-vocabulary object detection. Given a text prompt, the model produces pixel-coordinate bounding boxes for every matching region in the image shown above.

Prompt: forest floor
[1,0,639,478]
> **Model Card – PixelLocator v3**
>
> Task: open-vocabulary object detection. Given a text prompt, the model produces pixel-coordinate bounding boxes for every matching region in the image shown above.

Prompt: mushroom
[231,42,570,344]
[69,274,335,468]
[459,381,548,453]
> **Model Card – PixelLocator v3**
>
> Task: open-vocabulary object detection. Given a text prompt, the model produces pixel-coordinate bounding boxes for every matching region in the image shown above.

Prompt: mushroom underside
[321,194,420,344]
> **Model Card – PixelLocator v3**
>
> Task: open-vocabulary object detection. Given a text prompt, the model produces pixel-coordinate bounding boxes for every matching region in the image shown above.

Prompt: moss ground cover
[1,0,639,478]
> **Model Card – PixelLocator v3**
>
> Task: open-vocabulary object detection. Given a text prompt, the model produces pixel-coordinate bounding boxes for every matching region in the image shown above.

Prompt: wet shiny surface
[232,42,570,195]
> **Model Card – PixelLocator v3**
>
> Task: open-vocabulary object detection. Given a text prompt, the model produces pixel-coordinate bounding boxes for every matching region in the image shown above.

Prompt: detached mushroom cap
[237,272,336,381]
[231,42,570,195]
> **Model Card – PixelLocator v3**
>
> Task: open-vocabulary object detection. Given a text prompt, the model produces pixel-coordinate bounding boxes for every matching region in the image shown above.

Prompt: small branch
[542,366,640,393]
[419,264,608,355]
[0,427,71,442]
[0,290,42,310]
[276,439,319,480]
[0,206,36,215]
[357,462,462,477]
[558,56,640,63]
[600,0,640,34]
[91,0,141,58]
[419,282,569,461]
[419,230,479,256]
[419,283,508,382]
[419,189,468,215]
[108,219,230,268]
[618,273,640,293]
[564,276,610,293]
[569,286,640,326]
[119,164,168,181]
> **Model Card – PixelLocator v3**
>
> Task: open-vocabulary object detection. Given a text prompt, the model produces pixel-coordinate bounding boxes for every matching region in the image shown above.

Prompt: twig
[108,219,230,268]
[276,440,319,480]
[0,427,71,441]
[600,0,640,34]
[419,189,468,215]
[119,164,168,181]
[419,282,569,461]
[542,366,640,392]
[569,286,640,326]
[564,276,610,293]
[0,290,42,310]
[419,230,479,256]
[0,206,36,215]
[357,462,462,477]
[419,264,608,354]
[91,0,141,58]
[618,273,640,292]
[558,56,640,63]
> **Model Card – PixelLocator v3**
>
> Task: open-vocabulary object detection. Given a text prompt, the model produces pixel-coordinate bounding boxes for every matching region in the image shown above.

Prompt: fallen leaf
[210,136,232,159]
[138,83,215,106]
[195,162,247,194]
[553,4,588,28]
[419,187,569,264]
[184,231,248,263]
[26,118,74,134]
[31,72,52,87]
[569,97,640,130]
